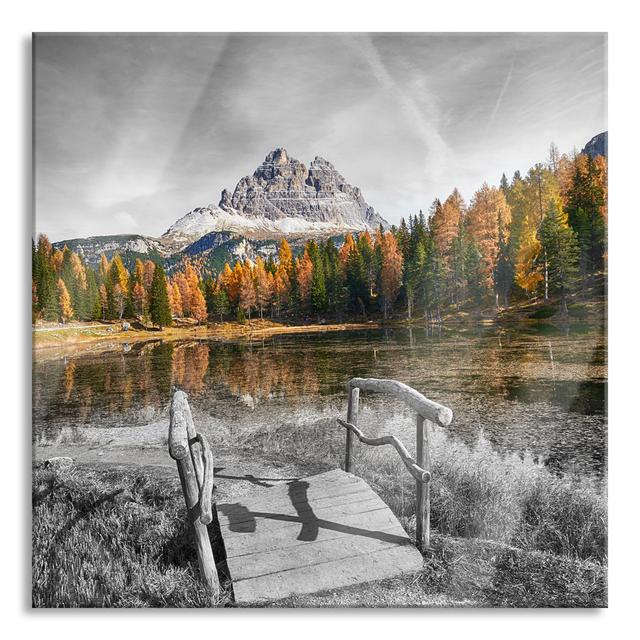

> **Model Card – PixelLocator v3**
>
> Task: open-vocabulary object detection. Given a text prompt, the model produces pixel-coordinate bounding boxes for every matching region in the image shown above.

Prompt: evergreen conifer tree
[149,264,172,329]
[541,198,580,313]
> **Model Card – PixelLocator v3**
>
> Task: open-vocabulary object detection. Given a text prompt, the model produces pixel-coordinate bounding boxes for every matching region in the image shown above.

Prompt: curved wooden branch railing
[348,377,453,428]
[168,390,219,598]
[339,377,453,551]
[336,419,430,483]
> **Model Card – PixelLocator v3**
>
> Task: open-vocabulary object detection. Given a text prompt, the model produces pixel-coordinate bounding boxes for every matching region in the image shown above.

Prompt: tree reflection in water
[32,325,606,477]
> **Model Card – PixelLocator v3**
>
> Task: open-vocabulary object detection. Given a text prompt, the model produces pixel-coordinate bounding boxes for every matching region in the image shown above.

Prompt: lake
[33,322,607,480]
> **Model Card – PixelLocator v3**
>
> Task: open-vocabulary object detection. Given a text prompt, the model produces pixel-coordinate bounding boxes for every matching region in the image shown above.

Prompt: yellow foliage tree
[57,278,73,323]
[339,233,357,266]
[191,285,208,325]
[278,239,293,276]
[254,257,272,319]
[514,215,543,296]
[379,231,403,319]
[296,250,314,307]
[170,282,183,317]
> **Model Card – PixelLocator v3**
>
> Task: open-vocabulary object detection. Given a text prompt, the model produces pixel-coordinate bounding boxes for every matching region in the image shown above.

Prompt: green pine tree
[309,243,328,316]
[149,264,172,329]
[86,269,102,320]
[345,246,369,317]
[541,198,580,313]
[212,289,230,322]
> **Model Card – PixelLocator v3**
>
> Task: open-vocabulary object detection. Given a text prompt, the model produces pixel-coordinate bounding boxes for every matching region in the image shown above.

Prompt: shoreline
[32,319,385,360]
[32,288,606,361]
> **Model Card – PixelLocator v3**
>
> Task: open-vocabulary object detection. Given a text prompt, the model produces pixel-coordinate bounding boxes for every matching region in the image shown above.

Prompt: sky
[34,33,607,242]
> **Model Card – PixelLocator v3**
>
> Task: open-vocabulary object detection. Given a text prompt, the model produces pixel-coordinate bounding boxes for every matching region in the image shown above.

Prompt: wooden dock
[216,469,423,604]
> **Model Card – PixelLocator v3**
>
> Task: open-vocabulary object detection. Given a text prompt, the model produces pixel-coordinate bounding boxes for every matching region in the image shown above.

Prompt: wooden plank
[233,545,423,604]
[218,485,376,527]
[219,493,382,535]
[217,469,423,604]
[218,474,365,514]
[223,507,401,558]
[228,525,412,580]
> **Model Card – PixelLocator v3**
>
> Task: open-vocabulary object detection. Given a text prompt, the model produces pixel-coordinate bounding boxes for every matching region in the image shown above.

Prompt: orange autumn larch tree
[132,281,146,316]
[278,238,293,277]
[238,263,256,320]
[254,257,273,319]
[339,233,357,266]
[378,231,403,320]
[432,188,465,259]
[296,250,314,309]
[190,285,208,325]
[57,278,73,324]
[170,282,183,318]
[466,183,512,297]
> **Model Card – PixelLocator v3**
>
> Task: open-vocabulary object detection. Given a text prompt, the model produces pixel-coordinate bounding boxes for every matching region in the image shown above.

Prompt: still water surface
[33,323,606,479]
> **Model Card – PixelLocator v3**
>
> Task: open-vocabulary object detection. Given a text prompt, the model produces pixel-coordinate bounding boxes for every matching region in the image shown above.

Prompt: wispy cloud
[484,57,515,138]
[347,34,451,179]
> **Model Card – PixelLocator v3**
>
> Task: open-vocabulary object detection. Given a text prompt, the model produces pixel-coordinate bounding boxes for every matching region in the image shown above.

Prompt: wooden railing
[168,390,220,598]
[336,377,453,551]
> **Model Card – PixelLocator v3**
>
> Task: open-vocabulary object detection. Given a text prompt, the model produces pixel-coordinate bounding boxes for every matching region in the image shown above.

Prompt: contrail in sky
[485,57,516,136]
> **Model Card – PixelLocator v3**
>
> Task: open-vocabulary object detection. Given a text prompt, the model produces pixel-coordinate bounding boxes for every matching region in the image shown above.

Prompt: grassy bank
[32,318,384,360]
[32,439,607,607]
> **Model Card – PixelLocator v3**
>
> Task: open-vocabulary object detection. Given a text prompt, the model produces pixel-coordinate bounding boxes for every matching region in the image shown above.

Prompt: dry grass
[359,430,606,563]
[32,459,606,608]
[32,464,231,608]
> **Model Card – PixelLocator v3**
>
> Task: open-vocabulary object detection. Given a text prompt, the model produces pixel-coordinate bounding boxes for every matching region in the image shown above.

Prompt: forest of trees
[32,144,607,327]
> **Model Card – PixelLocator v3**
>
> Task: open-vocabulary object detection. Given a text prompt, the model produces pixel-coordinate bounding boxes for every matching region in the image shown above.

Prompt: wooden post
[345,386,359,473]
[169,391,220,599]
[415,414,431,550]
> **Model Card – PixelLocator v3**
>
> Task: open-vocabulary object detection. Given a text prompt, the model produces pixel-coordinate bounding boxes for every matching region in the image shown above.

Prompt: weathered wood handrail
[336,419,430,483]
[340,378,453,551]
[196,433,214,525]
[348,377,453,428]
[168,390,220,598]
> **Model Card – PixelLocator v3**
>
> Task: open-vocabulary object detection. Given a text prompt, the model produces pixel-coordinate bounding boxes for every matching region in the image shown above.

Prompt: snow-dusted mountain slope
[161,148,388,249]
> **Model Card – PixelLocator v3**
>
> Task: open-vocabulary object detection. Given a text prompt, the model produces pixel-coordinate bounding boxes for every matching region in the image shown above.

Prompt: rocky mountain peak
[163,148,388,248]
[581,131,607,158]
[219,188,233,210]
[264,147,290,165]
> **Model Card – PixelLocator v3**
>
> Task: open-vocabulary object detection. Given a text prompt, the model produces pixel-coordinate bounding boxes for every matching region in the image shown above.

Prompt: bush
[529,305,557,319]
[356,429,606,562]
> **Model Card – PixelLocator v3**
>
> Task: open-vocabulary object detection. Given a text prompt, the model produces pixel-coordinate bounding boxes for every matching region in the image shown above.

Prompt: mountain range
[56,148,388,270]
